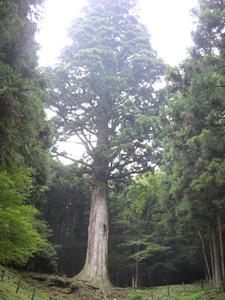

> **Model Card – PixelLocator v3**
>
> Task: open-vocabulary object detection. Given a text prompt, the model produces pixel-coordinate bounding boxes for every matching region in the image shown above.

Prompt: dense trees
[162,0,225,290]
[0,0,52,266]
[42,161,91,275]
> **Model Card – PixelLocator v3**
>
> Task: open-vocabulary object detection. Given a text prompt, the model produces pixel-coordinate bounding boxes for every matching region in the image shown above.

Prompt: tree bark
[218,215,225,281]
[211,223,223,289]
[198,229,211,283]
[74,182,111,290]
[134,244,140,288]
[209,231,215,284]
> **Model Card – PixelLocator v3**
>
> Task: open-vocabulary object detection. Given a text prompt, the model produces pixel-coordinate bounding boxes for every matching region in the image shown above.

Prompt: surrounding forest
[1,0,225,299]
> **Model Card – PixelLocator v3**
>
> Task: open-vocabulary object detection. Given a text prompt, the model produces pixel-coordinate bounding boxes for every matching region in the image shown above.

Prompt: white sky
[37,0,198,67]
[36,0,198,163]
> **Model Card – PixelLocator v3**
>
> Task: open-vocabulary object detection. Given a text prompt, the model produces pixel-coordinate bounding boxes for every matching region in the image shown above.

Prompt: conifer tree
[48,0,164,289]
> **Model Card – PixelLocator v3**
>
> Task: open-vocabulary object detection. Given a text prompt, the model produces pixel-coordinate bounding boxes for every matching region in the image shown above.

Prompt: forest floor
[0,266,225,300]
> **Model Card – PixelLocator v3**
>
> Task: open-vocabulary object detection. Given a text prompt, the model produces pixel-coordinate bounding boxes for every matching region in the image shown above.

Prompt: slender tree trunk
[134,260,139,288]
[209,232,215,284]
[132,277,135,288]
[74,182,111,289]
[211,223,223,289]
[198,229,211,282]
[218,215,225,281]
[134,244,140,288]
[204,265,209,282]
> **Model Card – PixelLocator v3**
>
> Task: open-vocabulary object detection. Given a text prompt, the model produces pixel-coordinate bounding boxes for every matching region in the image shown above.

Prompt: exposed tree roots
[71,279,112,299]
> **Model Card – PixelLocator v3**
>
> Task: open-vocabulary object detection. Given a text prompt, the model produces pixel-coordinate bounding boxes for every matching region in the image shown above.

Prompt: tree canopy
[48,0,165,181]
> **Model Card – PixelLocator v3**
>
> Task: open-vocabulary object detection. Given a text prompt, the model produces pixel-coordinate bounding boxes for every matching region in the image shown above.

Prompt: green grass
[125,283,225,300]
[0,267,67,300]
[0,276,61,300]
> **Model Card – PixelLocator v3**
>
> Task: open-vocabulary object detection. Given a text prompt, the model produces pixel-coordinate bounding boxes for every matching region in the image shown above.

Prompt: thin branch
[76,132,92,153]
[81,129,95,150]
[58,140,84,145]
[51,151,77,163]
[51,151,93,171]
[110,165,154,180]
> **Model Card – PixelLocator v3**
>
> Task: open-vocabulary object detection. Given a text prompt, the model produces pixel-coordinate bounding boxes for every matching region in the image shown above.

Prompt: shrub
[126,289,146,300]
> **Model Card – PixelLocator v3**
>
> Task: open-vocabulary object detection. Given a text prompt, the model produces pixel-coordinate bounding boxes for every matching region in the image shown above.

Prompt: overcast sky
[36,0,198,67]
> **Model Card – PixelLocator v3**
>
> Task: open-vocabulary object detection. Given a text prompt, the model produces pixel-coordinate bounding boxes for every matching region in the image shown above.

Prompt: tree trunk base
[71,276,112,299]
[71,183,112,297]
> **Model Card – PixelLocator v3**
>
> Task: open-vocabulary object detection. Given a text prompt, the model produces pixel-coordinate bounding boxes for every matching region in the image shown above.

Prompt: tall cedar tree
[48,0,164,289]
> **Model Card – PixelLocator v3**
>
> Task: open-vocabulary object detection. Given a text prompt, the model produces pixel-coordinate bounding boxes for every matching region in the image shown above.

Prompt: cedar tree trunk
[218,215,225,281]
[134,244,140,288]
[211,223,223,289]
[209,230,215,284]
[74,182,111,289]
[198,229,212,282]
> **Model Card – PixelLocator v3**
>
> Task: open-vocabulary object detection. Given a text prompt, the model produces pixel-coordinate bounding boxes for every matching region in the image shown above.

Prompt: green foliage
[0,60,50,173]
[192,0,225,55]
[108,172,190,286]
[125,284,225,300]
[0,0,53,269]
[0,0,50,175]
[120,172,165,220]
[164,34,225,222]
[159,0,225,289]
[128,239,169,262]
[126,289,146,300]
[0,170,47,265]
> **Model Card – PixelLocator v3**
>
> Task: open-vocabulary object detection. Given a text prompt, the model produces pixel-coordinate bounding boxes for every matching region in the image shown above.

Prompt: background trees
[162,0,225,289]
[0,0,53,267]
[42,161,91,276]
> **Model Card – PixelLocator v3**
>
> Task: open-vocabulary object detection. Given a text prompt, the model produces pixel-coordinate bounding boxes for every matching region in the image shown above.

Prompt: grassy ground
[123,284,225,300]
[0,266,72,300]
[1,266,225,300]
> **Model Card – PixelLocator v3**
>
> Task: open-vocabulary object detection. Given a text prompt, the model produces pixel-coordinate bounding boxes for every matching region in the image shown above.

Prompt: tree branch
[51,150,93,171]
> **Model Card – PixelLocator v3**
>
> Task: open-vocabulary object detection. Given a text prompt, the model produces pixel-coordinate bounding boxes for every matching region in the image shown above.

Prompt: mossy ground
[0,266,225,300]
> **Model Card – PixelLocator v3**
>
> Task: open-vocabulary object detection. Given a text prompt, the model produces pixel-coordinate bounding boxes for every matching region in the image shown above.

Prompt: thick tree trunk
[211,223,223,289]
[74,182,111,289]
